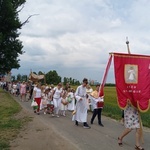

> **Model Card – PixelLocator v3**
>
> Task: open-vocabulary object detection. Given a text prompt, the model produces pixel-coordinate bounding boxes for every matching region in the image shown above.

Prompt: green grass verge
[0,88,32,150]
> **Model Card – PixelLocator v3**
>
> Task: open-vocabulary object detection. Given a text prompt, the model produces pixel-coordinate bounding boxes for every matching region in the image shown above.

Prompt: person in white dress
[46,88,52,114]
[40,89,49,114]
[12,82,17,96]
[67,88,75,111]
[74,78,91,129]
[60,89,68,116]
[52,83,63,117]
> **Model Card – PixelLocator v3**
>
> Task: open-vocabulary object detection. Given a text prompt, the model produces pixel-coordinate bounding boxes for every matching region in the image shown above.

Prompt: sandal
[118,137,123,146]
[135,145,144,150]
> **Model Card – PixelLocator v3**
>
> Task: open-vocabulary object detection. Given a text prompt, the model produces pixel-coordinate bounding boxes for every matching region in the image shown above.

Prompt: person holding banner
[90,84,104,127]
[118,102,144,150]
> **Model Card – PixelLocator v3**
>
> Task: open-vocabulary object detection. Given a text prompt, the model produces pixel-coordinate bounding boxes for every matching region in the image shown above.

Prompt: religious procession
[1,78,104,129]
[1,52,150,150]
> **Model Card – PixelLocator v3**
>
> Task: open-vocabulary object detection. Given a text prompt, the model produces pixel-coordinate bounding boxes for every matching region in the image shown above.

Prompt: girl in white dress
[60,89,68,116]
[52,83,63,117]
[67,88,75,111]
[12,82,17,96]
[41,89,48,114]
[46,88,52,114]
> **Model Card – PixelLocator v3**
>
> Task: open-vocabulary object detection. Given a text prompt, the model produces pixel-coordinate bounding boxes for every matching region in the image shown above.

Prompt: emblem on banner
[124,64,138,84]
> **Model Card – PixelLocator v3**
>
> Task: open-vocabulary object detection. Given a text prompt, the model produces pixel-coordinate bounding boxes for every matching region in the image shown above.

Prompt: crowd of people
[1,81,32,101]
[0,79,104,128]
[32,78,104,129]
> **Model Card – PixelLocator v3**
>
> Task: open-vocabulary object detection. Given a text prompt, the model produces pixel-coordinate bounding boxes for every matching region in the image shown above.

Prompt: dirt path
[10,108,78,150]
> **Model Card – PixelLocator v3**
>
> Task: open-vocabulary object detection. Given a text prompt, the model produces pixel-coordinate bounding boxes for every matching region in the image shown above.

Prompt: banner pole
[126,37,131,54]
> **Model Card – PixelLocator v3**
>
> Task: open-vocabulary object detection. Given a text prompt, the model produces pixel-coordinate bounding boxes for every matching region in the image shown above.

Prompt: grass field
[0,88,31,150]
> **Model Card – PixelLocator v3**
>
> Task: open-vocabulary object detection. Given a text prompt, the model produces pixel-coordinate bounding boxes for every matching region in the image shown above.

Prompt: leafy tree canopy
[45,70,61,85]
[0,0,26,74]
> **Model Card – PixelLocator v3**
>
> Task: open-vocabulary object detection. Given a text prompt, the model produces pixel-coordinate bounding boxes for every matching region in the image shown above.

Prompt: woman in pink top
[20,81,26,101]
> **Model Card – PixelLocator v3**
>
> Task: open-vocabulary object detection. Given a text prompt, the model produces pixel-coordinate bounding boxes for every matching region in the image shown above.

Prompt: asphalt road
[14,96,150,150]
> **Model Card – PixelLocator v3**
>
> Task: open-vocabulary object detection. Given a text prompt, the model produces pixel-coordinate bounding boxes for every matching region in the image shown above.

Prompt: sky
[12,0,150,83]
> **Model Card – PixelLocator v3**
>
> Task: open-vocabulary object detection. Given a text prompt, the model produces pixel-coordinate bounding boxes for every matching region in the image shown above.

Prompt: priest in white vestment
[74,78,91,129]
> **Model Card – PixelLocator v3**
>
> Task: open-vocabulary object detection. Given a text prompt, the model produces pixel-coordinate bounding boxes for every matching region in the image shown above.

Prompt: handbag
[31,100,38,107]
[50,100,54,105]
[61,99,68,105]
[67,95,72,103]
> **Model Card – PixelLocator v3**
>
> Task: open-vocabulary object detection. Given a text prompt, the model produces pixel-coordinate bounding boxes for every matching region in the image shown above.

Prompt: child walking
[60,89,68,116]
[41,89,48,114]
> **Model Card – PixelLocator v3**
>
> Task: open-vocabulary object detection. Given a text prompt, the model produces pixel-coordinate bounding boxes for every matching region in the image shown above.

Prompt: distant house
[89,79,100,85]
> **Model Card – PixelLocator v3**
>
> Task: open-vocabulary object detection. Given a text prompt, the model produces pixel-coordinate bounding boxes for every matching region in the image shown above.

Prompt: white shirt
[90,96,104,109]
[34,88,41,98]
[53,87,62,99]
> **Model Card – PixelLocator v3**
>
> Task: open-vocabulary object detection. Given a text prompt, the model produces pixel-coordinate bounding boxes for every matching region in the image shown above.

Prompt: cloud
[12,0,150,83]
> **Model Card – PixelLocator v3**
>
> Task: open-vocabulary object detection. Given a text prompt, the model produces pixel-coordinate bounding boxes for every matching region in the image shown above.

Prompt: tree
[63,77,67,85]
[45,70,61,85]
[73,79,80,85]
[33,72,37,75]
[38,71,44,75]
[17,73,22,81]
[63,77,80,85]
[22,74,27,81]
[72,79,75,85]
[0,0,26,74]
[11,75,15,81]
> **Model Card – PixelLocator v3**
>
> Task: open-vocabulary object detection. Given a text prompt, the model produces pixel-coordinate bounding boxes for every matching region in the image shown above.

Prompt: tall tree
[63,77,67,85]
[22,74,27,81]
[17,73,22,81]
[0,0,26,74]
[38,71,44,75]
[11,75,15,81]
[45,70,61,84]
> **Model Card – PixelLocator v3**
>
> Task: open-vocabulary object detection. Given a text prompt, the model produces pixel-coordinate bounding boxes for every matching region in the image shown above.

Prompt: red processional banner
[114,53,150,112]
